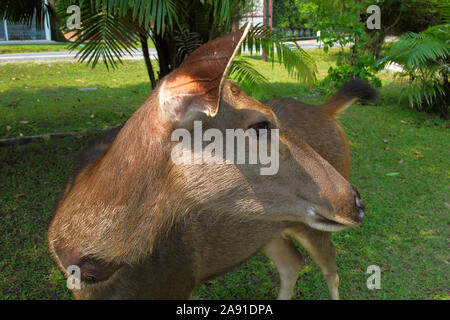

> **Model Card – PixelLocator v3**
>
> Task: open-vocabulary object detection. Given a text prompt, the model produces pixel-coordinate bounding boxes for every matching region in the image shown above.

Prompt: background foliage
[383,24,449,117]
[273,0,318,29]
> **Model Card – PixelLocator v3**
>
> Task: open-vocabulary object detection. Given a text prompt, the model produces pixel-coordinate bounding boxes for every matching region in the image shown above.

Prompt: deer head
[48,23,365,298]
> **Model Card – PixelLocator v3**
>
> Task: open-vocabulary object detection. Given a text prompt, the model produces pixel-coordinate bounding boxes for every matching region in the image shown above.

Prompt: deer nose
[355,197,365,222]
[352,187,365,223]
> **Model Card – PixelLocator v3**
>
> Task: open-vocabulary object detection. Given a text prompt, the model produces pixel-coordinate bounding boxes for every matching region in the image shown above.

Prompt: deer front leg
[263,235,304,300]
[286,224,339,300]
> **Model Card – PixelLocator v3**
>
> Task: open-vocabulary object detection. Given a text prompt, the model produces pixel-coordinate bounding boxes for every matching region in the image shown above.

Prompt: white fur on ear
[159,78,215,123]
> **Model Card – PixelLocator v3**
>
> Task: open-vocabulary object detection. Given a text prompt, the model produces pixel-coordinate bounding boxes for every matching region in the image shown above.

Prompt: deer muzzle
[303,184,366,232]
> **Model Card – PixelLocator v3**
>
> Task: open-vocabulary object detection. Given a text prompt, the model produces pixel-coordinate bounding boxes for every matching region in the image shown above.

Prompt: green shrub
[314,1,383,93]
[382,24,449,117]
[321,54,383,92]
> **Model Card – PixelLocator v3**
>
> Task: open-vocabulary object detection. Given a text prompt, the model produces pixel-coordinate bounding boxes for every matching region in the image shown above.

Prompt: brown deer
[47,24,376,300]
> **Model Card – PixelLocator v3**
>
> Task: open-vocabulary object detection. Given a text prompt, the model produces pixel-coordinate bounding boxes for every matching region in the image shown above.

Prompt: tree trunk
[365,33,386,60]
[262,0,269,62]
[350,0,361,70]
[139,30,157,89]
[208,4,217,41]
[152,33,176,79]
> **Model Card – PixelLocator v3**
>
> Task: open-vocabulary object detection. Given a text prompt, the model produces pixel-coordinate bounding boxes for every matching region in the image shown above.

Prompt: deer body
[48,26,376,299]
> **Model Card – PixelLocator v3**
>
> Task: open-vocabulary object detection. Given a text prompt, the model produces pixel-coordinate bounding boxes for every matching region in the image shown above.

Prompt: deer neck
[54,92,183,263]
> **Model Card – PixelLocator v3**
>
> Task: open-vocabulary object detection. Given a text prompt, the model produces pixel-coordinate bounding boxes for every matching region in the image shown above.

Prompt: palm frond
[243,24,318,85]
[60,0,181,70]
[382,26,449,70]
[205,0,232,24]
[382,24,449,116]
[278,42,317,85]
[436,0,450,24]
[229,59,272,99]
[173,30,202,64]
[66,6,141,70]
[93,0,178,34]
[399,81,446,110]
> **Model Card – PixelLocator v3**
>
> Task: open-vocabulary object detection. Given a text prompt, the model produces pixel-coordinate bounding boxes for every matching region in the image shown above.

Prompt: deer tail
[320,79,378,117]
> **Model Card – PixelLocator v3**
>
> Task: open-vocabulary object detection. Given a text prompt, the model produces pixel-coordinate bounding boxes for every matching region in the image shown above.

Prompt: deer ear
[159,23,251,122]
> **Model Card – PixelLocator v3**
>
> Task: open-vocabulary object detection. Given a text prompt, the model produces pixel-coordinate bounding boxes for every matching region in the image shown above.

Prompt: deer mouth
[305,208,353,232]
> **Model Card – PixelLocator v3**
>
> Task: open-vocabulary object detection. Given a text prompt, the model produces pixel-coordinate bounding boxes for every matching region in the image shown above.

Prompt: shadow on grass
[0,83,151,139]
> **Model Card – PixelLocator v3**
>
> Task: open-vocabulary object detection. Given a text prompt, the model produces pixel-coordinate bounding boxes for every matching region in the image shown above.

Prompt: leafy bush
[313,0,383,93]
[382,24,449,117]
[321,53,383,92]
[273,0,318,28]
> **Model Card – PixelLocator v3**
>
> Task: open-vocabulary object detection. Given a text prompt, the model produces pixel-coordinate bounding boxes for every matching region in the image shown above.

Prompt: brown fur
[263,98,351,178]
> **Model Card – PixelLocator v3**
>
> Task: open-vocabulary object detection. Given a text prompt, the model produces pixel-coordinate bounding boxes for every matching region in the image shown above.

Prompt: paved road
[0,48,158,62]
[0,41,321,63]
[0,41,403,72]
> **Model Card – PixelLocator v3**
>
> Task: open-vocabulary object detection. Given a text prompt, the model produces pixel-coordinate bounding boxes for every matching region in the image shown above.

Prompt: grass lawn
[0,43,76,54]
[0,50,449,299]
[0,41,155,55]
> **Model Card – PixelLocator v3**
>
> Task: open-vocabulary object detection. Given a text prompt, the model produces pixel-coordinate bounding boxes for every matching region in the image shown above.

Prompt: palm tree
[1,0,317,93]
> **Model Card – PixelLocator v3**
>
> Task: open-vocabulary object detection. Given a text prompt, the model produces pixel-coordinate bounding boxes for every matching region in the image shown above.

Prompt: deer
[47,24,376,300]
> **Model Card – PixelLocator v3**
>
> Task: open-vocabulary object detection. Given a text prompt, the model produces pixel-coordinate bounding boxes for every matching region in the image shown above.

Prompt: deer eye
[82,271,97,282]
[248,121,271,138]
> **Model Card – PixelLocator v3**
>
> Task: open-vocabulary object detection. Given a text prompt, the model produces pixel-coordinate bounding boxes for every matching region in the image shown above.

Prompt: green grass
[0,50,337,140]
[0,61,152,139]
[0,43,81,54]
[0,41,155,55]
[0,50,449,300]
